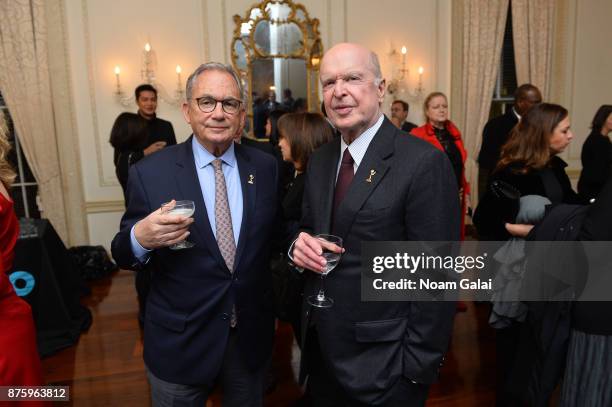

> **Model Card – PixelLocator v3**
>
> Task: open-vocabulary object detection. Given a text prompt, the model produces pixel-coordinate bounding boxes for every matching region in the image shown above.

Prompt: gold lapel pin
[366,169,376,183]
[248,174,254,184]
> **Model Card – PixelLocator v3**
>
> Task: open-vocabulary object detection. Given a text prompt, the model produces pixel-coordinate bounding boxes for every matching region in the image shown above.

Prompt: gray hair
[185,62,246,105]
[369,51,383,86]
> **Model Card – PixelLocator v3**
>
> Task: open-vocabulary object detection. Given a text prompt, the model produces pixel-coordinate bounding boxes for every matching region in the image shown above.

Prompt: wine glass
[161,200,195,250]
[307,234,343,308]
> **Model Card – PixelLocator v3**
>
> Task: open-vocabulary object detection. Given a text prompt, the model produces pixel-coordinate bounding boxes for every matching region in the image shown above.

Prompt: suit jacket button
[222,313,229,320]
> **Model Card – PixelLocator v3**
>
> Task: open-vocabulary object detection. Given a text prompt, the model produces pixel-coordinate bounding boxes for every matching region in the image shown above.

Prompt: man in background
[390,99,417,133]
[135,83,177,155]
[282,88,295,112]
[477,84,542,199]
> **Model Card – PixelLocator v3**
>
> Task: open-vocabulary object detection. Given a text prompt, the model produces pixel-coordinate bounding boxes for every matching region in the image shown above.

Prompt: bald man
[291,43,459,406]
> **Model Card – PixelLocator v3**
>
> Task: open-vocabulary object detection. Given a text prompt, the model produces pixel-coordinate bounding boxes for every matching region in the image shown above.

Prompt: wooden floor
[41,270,497,406]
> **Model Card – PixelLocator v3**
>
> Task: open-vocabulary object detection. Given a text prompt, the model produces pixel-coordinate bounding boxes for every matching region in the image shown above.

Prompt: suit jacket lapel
[174,136,227,269]
[332,119,395,240]
[317,138,341,234]
[233,144,256,273]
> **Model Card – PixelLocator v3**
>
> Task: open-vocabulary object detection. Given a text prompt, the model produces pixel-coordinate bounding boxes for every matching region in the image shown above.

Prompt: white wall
[63,0,452,249]
[346,0,452,125]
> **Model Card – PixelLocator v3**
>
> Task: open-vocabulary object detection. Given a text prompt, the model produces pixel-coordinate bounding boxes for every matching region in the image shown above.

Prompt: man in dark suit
[111,63,278,407]
[291,43,460,406]
[390,99,417,133]
[477,84,542,199]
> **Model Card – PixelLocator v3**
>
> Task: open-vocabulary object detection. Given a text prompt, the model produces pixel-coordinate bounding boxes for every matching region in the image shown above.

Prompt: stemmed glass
[307,234,343,308]
[161,200,195,250]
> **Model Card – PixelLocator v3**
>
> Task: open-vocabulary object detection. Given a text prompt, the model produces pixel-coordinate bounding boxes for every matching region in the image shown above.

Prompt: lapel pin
[366,169,376,183]
[248,174,254,184]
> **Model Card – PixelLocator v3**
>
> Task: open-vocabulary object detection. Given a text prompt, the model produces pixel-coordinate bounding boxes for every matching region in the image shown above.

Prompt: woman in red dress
[410,92,469,240]
[0,129,46,406]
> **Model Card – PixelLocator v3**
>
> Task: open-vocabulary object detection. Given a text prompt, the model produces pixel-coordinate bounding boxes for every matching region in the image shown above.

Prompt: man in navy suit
[111,62,278,407]
[291,43,459,406]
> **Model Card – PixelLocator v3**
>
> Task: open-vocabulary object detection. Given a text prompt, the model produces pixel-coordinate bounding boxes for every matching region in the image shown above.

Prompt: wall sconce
[387,45,425,99]
[113,42,185,108]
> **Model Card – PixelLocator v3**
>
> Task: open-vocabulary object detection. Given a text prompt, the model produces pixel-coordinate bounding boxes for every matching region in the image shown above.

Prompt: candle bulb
[176,65,182,90]
[114,66,121,93]
[401,46,407,66]
[418,66,424,81]
[144,43,151,53]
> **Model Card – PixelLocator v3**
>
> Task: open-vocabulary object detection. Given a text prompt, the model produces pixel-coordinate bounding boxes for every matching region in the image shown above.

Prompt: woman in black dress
[577,104,612,201]
[474,103,584,240]
[277,112,334,238]
[474,103,585,406]
[275,112,334,339]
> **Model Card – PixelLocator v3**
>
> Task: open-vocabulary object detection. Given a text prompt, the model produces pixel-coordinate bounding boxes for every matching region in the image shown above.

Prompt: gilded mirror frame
[231,0,323,136]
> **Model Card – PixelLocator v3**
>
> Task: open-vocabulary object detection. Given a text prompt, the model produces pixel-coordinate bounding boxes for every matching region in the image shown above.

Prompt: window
[490,2,517,119]
[0,91,40,218]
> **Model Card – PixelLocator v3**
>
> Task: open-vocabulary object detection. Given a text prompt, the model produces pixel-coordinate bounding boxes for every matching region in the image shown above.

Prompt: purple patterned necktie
[212,159,236,272]
[333,148,354,215]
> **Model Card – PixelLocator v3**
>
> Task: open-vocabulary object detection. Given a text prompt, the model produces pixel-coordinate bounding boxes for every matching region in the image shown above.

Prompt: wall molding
[45,0,90,245]
[81,0,116,187]
[85,199,125,214]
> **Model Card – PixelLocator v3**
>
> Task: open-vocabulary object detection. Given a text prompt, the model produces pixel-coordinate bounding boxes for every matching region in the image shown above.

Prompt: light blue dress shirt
[130,137,243,261]
[336,113,384,180]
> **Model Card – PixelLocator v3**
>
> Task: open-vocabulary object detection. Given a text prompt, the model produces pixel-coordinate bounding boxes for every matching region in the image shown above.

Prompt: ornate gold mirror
[231,0,323,137]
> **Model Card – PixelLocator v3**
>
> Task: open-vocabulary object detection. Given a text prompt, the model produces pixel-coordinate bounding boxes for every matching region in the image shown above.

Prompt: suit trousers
[304,327,429,407]
[147,329,268,407]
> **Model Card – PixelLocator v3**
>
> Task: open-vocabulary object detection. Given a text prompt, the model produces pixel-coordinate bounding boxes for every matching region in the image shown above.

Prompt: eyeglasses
[194,96,242,114]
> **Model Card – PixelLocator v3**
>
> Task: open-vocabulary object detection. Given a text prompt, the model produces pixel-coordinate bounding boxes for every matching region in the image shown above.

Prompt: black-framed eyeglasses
[194,96,242,114]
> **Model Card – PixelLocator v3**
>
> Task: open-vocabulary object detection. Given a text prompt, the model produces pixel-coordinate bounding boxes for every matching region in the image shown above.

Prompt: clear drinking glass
[307,234,343,308]
[161,200,195,250]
